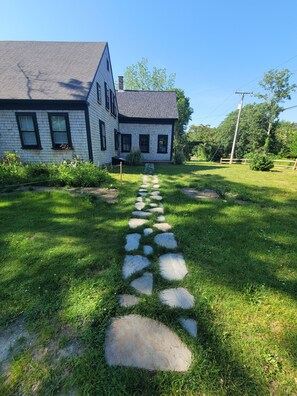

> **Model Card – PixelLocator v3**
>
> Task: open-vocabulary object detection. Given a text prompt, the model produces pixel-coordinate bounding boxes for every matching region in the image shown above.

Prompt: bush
[54,159,108,187]
[27,163,51,178]
[0,153,109,187]
[249,153,274,171]
[126,149,143,165]
[173,150,186,165]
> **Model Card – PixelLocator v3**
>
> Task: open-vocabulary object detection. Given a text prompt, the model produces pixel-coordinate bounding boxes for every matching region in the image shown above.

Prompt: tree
[123,58,175,91]
[216,103,270,158]
[257,69,297,150]
[175,89,193,139]
[273,121,297,156]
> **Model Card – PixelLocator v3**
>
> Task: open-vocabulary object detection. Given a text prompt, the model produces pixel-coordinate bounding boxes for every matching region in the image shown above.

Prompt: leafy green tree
[215,103,270,158]
[289,133,297,157]
[273,121,297,156]
[257,69,297,150]
[174,89,193,157]
[123,58,175,91]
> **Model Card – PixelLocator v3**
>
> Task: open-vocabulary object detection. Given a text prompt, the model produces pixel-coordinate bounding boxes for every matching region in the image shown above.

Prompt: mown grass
[0,162,296,395]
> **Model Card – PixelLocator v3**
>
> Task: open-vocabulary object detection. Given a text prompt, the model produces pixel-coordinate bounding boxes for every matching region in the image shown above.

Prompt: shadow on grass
[1,162,296,394]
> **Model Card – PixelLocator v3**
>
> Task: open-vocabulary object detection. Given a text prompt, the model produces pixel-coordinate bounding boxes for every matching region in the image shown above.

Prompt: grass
[0,162,296,395]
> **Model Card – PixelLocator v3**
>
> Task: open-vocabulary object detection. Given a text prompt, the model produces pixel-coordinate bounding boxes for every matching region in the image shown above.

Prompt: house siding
[87,45,118,165]
[119,123,173,161]
[0,109,89,162]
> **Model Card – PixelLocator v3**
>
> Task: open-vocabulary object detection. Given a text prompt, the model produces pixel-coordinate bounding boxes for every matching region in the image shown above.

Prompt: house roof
[116,90,179,120]
[0,41,106,100]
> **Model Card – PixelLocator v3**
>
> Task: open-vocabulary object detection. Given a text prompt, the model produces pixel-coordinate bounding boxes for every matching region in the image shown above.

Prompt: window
[111,92,117,117]
[48,113,72,149]
[99,120,106,151]
[121,134,131,152]
[104,82,110,110]
[110,90,113,114]
[157,135,168,153]
[96,82,102,103]
[114,129,119,150]
[139,134,150,153]
[16,113,41,149]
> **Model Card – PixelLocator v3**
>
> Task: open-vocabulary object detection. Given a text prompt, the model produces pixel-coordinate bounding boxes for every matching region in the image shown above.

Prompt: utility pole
[229,91,253,164]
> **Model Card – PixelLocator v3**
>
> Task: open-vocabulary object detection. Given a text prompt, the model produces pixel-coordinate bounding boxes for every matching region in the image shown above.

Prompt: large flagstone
[122,255,150,279]
[105,315,192,371]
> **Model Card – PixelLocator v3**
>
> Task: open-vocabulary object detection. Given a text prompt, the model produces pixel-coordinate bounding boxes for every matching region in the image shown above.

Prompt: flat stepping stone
[157,215,166,222]
[136,197,143,202]
[131,211,152,218]
[153,185,160,189]
[128,218,148,229]
[148,207,164,214]
[149,203,158,208]
[105,314,192,371]
[154,233,177,249]
[130,272,153,295]
[143,245,154,256]
[122,255,150,279]
[138,192,147,196]
[159,253,188,280]
[159,288,195,309]
[151,195,163,201]
[151,191,160,196]
[125,233,141,252]
[139,189,148,192]
[179,318,197,338]
[119,294,140,307]
[181,188,219,200]
[143,228,153,236]
[145,198,151,202]
[153,223,171,232]
[135,202,145,211]
[141,184,150,188]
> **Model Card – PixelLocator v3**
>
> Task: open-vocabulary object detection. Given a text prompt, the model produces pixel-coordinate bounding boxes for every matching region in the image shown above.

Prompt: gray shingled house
[0,41,178,164]
[116,86,178,162]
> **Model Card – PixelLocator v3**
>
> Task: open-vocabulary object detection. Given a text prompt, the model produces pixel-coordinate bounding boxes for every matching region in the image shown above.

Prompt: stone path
[105,167,197,372]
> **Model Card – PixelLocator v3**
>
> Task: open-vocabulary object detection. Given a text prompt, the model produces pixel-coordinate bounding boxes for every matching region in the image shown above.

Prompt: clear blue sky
[2,0,297,128]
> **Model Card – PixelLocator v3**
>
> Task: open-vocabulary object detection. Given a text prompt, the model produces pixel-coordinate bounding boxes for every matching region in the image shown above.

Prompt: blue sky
[2,0,297,127]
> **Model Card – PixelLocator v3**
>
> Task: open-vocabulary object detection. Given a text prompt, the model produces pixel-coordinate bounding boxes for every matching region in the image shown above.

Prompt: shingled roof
[0,41,106,100]
[116,90,179,120]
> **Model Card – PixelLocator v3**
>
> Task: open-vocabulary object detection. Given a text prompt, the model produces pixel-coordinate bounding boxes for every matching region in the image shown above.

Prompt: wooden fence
[220,157,297,170]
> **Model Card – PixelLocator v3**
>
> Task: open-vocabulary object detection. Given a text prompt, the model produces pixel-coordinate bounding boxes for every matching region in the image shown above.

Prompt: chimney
[118,76,124,91]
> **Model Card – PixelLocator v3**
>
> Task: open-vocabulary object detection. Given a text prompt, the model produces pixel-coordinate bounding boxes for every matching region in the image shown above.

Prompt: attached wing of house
[116,88,178,162]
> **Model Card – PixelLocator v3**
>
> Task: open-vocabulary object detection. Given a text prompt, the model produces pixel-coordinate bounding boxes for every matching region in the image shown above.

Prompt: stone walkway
[105,167,197,372]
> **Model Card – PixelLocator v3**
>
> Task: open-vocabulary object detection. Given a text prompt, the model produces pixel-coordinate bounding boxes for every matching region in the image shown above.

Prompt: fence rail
[220,157,297,170]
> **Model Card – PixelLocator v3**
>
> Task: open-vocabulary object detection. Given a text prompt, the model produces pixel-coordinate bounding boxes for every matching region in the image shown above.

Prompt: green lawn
[0,162,296,395]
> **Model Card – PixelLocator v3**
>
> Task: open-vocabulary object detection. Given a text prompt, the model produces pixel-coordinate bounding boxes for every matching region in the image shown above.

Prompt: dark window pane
[100,120,106,150]
[158,135,168,153]
[22,131,37,145]
[54,132,68,144]
[51,116,67,131]
[139,134,149,153]
[122,134,131,152]
[97,83,102,103]
[18,115,35,131]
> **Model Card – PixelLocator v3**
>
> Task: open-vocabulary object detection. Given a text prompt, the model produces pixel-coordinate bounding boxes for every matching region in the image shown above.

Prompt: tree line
[121,59,297,161]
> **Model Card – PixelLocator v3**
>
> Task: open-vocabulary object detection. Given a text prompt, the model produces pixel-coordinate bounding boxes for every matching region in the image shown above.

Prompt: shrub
[126,149,143,165]
[54,159,108,187]
[249,153,274,171]
[173,150,186,165]
[27,163,51,178]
